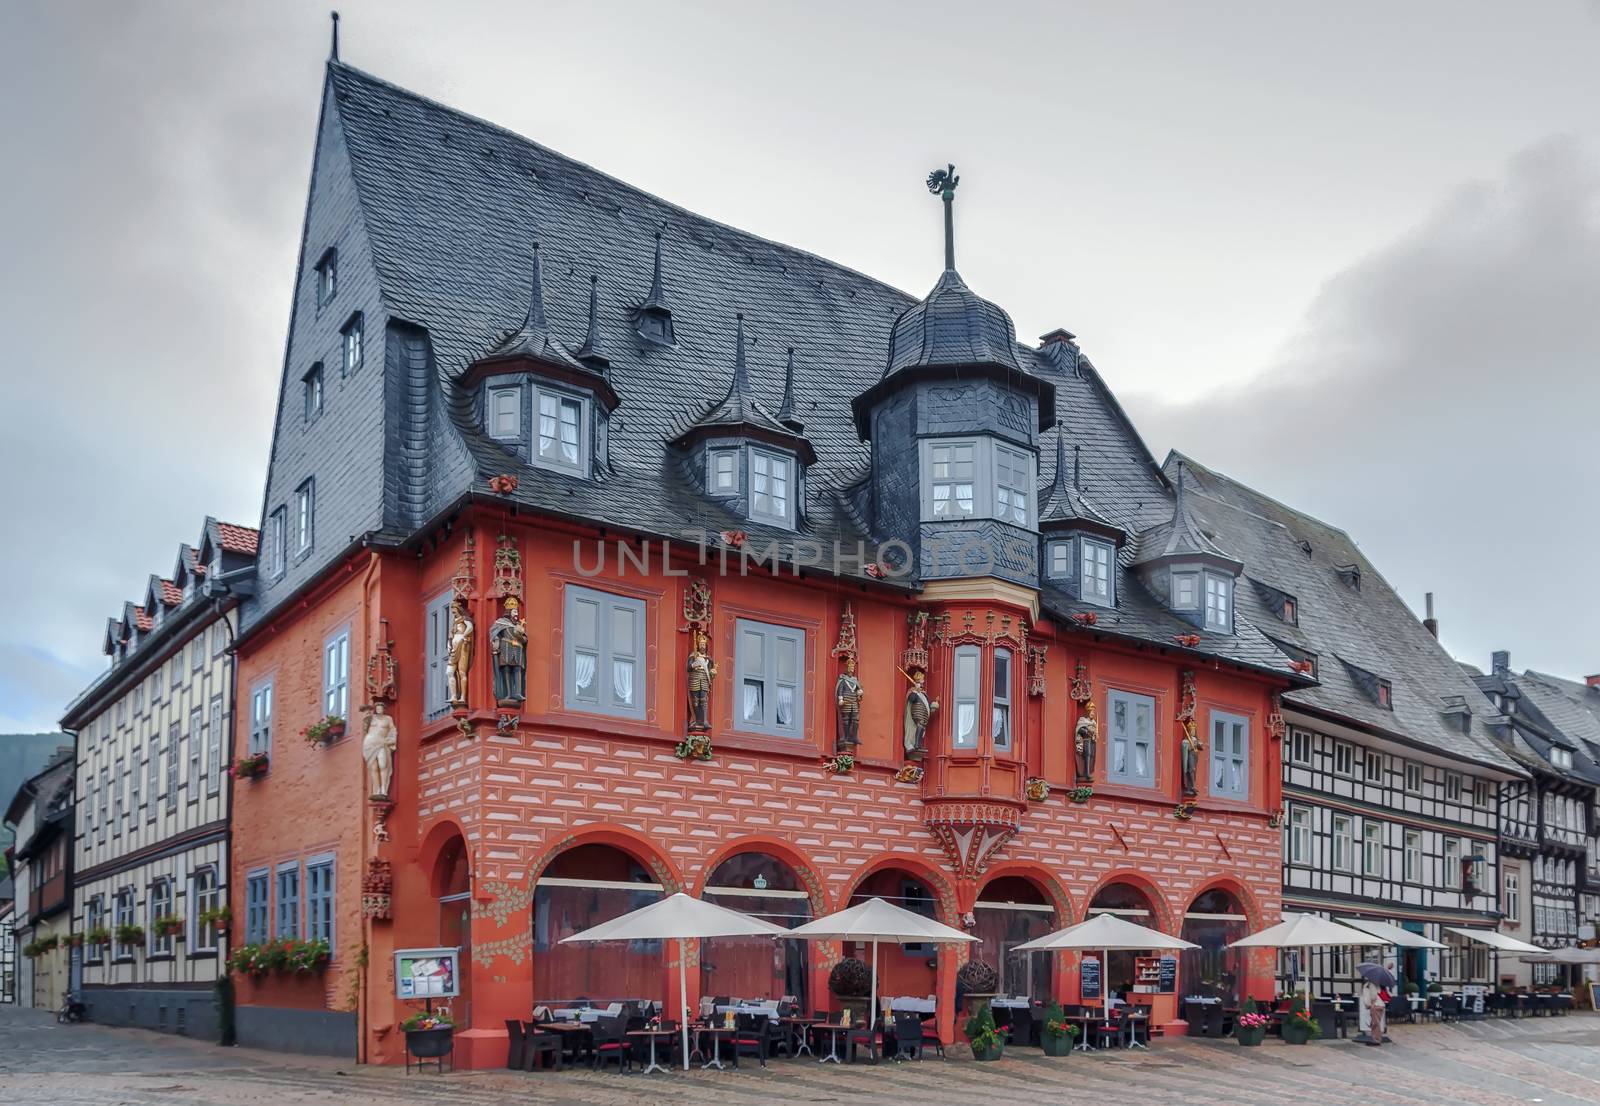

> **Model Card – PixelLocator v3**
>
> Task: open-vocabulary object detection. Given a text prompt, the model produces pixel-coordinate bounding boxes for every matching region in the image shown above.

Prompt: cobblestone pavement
[2,1007,1598,1106]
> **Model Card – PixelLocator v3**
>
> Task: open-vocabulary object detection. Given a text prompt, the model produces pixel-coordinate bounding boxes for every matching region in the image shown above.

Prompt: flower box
[302,716,345,746]
[153,915,186,939]
[231,754,269,780]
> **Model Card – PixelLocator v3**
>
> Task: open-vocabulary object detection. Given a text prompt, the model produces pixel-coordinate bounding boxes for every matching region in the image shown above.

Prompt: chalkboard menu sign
[1081,955,1102,1000]
[1157,955,1178,994]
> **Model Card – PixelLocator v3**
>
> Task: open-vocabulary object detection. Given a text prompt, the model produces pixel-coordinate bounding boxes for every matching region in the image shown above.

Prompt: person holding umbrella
[1354,961,1395,1045]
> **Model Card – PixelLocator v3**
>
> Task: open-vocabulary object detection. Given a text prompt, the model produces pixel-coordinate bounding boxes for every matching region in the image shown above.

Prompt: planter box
[1281,1022,1312,1045]
[972,1042,1004,1062]
[964,993,996,1019]
[1236,1027,1265,1047]
[1041,1034,1075,1056]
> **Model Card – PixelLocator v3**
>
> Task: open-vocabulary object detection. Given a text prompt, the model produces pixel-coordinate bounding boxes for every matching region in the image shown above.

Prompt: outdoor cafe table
[697,1026,738,1070]
[627,1029,675,1075]
[536,1022,593,1065]
[779,1015,822,1057]
[814,1022,851,1064]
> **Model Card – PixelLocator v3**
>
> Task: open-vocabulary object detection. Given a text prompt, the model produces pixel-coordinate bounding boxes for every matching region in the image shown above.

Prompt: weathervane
[926,163,960,270]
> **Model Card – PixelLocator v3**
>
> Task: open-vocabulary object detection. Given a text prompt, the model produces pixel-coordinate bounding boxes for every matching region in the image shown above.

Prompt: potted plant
[283,937,331,973]
[230,753,269,780]
[115,923,145,948]
[1040,1002,1079,1056]
[230,943,270,976]
[67,933,85,949]
[402,1009,455,1064]
[1426,981,1443,993]
[964,1004,1004,1061]
[153,915,186,939]
[86,926,112,950]
[199,905,231,934]
[828,956,873,1021]
[302,715,345,746]
[1404,981,1419,996]
[1235,997,1268,1046]
[957,958,999,1018]
[1280,994,1320,1045]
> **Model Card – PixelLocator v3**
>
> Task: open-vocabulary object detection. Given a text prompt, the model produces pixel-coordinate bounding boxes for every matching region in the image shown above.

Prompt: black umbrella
[1355,962,1396,988]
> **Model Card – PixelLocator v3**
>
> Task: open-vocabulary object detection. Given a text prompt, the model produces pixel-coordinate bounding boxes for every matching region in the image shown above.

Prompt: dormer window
[1080,539,1114,606]
[709,450,738,493]
[341,313,363,377]
[534,384,587,475]
[1172,571,1199,610]
[1203,573,1232,631]
[1047,540,1071,578]
[314,248,337,306]
[303,363,324,422]
[920,437,1036,526]
[749,448,794,526]
[487,384,521,441]
[1282,596,1297,624]
[1553,748,1573,770]
[1376,679,1393,709]
[637,308,674,345]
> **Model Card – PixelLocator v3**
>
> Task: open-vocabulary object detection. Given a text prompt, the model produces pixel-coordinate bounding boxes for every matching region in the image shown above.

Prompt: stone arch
[419,816,472,899]
[527,822,685,893]
[1184,873,1265,931]
[695,834,829,918]
[840,851,959,923]
[979,861,1076,926]
[1083,867,1177,934]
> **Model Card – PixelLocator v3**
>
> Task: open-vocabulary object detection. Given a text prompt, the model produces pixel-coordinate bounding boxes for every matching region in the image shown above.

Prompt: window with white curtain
[1209,710,1248,799]
[927,440,977,519]
[534,385,586,474]
[294,479,314,555]
[1080,539,1114,605]
[992,649,1012,751]
[953,645,979,749]
[564,586,646,719]
[921,437,1037,524]
[1106,689,1155,786]
[734,618,804,738]
[749,448,794,526]
[1203,572,1232,631]
[1403,830,1421,881]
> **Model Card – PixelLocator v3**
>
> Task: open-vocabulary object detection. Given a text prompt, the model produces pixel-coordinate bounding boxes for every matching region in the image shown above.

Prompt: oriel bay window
[735,618,804,738]
[564,586,645,719]
[991,649,1013,751]
[920,437,1037,525]
[953,645,980,749]
[535,385,586,475]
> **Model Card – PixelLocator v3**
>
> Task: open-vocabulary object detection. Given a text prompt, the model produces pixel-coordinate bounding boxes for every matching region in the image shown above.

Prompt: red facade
[233,511,1286,1067]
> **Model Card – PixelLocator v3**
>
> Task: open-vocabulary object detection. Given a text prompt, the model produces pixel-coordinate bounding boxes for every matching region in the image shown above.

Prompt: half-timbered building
[1470,657,1600,985]
[1173,457,1526,993]
[58,518,257,1036]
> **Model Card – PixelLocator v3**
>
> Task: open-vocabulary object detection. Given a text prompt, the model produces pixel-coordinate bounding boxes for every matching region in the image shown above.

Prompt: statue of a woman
[446,600,475,708]
[363,701,399,799]
[1074,705,1098,783]
[1180,719,1204,797]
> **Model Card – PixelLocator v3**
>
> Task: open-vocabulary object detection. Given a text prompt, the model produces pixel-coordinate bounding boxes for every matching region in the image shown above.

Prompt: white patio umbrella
[1014,912,1198,1022]
[785,897,977,1037]
[559,891,786,1069]
[1229,913,1386,995]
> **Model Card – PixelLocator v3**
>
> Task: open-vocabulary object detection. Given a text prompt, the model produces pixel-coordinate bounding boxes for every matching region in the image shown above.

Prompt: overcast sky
[1,1,1596,732]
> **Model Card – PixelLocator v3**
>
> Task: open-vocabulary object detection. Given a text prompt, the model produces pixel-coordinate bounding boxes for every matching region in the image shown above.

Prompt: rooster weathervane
[926,163,960,270]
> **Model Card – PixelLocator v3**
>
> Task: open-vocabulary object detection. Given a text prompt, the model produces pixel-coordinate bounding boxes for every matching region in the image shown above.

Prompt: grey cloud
[1123,137,1600,681]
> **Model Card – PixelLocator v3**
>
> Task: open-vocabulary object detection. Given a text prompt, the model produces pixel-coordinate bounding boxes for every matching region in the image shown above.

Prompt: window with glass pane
[1080,540,1113,604]
[187,707,203,795]
[249,681,272,757]
[1208,710,1248,798]
[992,649,1012,750]
[733,618,804,737]
[710,449,737,492]
[536,387,584,471]
[750,448,793,524]
[268,507,287,578]
[86,896,105,962]
[1334,742,1354,776]
[245,869,270,943]
[1443,838,1460,888]
[324,629,349,718]
[166,722,180,812]
[112,761,123,827]
[1332,815,1352,871]
[929,441,976,518]
[294,480,313,553]
[1289,806,1311,863]
[303,364,324,421]
[953,645,979,749]
[151,878,174,955]
[276,864,301,939]
[315,248,336,304]
[207,697,223,795]
[145,739,158,821]
[1405,762,1422,793]
[1203,573,1231,630]
[423,591,453,720]
[306,855,335,945]
[114,889,136,958]
[563,586,646,718]
[1106,689,1155,786]
[488,386,520,440]
[994,445,1030,525]
[1362,821,1383,875]
[1404,830,1421,882]
[341,313,362,375]
[1290,727,1311,766]
[192,867,220,951]
[1364,750,1383,782]
[1172,571,1198,610]
[1047,541,1071,578]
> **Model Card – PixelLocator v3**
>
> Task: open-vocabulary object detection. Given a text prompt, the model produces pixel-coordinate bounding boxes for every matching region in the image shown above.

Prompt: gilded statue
[1074,703,1098,784]
[686,628,716,733]
[489,596,528,704]
[902,670,938,761]
[834,655,863,751]
[446,599,475,708]
[362,700,398,799]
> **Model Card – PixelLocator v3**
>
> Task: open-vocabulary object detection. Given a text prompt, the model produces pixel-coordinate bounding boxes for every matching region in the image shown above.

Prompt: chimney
[1038,328,1077,348]
[1491,650,1510,676]
[1423,592,1438,639]
[1586,675,1600,689]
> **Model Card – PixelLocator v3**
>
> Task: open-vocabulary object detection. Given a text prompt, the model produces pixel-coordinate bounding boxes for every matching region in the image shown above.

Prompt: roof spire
[574,273,607,368]
[926,163,960,271]
[1073,444,1082,490]
[643,229,669,309]
[523,242,549,330]
[777,347,804,432]
[731,314,749,396]
[330,10,340,61]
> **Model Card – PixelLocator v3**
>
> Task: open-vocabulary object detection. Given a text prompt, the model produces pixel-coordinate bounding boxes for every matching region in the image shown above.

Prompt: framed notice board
[394,946,462,1000]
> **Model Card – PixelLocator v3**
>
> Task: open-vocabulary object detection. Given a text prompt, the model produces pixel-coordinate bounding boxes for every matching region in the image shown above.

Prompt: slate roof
[1038,432,1123,540]
[481,243,589,374]
[1474,667,1600,786]
[885,267,1024,376]
[670,314,812,460]
[321,62,1301,682]
[1133,462,1241,569]
[1170,453,1521,774]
